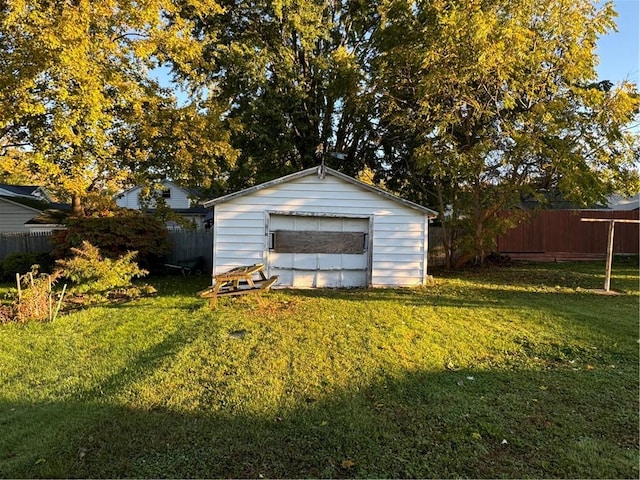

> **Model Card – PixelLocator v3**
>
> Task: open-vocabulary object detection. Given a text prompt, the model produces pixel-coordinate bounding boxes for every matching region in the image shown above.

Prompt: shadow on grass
[1,367,637,478]
[2,264,637,478]
[432,258,639,291]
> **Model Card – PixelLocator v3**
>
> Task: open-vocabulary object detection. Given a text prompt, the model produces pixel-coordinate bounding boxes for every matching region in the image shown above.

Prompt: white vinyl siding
[213,174,429,287]
[115,181,191,210]
[0,199,41,233]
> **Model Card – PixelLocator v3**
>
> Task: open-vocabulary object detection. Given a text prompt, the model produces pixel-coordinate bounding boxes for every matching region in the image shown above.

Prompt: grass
[0,259,638,478]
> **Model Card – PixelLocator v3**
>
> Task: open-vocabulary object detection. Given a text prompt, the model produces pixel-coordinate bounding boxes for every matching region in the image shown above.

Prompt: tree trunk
[436,184,452,269]
[473,179,484,266]
[71,194,84,217]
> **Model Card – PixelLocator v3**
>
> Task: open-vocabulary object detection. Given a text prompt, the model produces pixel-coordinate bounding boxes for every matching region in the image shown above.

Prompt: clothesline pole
[581,218,640,292]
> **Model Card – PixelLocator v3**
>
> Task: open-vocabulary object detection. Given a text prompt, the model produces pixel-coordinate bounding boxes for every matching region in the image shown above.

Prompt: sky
[596,0,639,85]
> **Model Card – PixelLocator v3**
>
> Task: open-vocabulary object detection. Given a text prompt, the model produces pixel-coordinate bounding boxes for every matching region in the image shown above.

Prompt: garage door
[267,214,370,287]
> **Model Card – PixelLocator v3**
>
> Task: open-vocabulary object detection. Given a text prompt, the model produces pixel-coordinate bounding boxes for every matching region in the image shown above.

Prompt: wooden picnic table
[197,263,278,307]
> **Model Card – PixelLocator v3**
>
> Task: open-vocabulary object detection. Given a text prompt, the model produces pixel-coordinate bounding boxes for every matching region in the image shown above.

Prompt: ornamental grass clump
[14,268,64,322]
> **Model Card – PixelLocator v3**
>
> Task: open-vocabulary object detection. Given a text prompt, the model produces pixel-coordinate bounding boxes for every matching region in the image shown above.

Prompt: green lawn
[0,260,638,478]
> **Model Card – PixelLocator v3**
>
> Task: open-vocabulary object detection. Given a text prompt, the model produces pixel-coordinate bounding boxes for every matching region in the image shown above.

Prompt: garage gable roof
[203,166,438,217]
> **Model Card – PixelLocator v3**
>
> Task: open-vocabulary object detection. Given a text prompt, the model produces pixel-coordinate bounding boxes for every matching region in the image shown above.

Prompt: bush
[51,211,171,272]
[0,252,54,282]
[56,241,148,295]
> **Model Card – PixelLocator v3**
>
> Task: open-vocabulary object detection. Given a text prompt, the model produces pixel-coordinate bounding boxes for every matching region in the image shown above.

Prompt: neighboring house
[0,183,53,203]
[605,193,640,211]
[0,193,68,234]
[115,180,209,229]
[203,166,438,288]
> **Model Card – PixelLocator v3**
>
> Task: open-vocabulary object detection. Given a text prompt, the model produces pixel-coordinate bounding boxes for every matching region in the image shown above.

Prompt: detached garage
[203,167,438,288]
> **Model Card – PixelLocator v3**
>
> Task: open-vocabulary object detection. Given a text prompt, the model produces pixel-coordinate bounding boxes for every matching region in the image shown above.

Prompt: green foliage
[51,211,171,272]
[0,252,53,282]
[181,0,380,189]
[372,0,640,266]
[115,100,238,197]
[56,241,148,295]
[0,0,235,213]
[2,0,637,269]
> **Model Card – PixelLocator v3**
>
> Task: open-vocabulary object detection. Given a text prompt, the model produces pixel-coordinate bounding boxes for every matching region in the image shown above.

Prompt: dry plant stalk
[13,269,64,323]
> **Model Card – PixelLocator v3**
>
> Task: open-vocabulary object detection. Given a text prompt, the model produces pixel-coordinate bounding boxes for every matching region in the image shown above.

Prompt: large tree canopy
[0,0,235,214]
[1,0,637,267]
[372,0,639,266]
[177,0,382,188]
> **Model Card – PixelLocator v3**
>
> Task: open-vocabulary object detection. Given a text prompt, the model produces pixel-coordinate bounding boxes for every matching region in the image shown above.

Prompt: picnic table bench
[197,263,278,307]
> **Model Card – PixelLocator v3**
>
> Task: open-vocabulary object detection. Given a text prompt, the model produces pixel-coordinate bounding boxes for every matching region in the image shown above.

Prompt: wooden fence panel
[166,230,213,272]
[496,210,639,259]
[0,232,54,260]
[497,213,545,253]
[427,226,445,267]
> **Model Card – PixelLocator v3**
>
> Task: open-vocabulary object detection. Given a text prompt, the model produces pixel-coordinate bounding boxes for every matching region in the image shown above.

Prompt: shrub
[56,241,148,295]
[51,210,171,272]
[0,252,54,282]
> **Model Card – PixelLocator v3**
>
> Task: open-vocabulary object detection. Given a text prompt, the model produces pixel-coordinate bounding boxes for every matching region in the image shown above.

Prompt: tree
[112,97,238,198]
[373,0,640,267]
[0,0,235,215]
[178,0,382,188]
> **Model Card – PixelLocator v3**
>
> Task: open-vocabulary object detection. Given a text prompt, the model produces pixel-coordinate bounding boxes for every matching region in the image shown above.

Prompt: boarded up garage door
[267,214,370,287]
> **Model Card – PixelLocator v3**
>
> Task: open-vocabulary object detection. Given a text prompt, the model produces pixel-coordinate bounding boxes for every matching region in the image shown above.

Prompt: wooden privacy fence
[164,229,213,273]
[496,210,640,260]
[0,232,54,260]
[0,230,214,272]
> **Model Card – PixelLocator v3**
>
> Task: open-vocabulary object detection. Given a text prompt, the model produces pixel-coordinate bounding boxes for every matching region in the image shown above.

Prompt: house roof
[0,183,40,196]
[142,205,209,215]
[202,166,438,217]
[0,195,50,212]
[0,194,69,213]
[519,193,640,211]
[606,194,640,211]
[0,183,53,202]
[24,209,69,225]
[0,195,70,228]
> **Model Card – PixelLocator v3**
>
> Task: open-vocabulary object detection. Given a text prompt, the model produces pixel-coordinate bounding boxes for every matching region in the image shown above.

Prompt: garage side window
[271,230,366,254]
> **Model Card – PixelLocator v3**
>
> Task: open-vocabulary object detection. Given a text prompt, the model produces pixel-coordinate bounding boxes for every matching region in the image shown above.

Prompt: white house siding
[115,187,141,209]
[0,199,41,233]
[115,181,191,210]
[212,174,429,287]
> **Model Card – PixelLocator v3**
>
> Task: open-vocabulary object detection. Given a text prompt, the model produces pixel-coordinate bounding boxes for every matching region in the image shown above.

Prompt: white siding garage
[203,167,438,288]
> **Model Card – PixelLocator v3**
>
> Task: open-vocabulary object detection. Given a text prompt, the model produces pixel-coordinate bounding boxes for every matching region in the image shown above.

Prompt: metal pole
[604,220,615,291]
